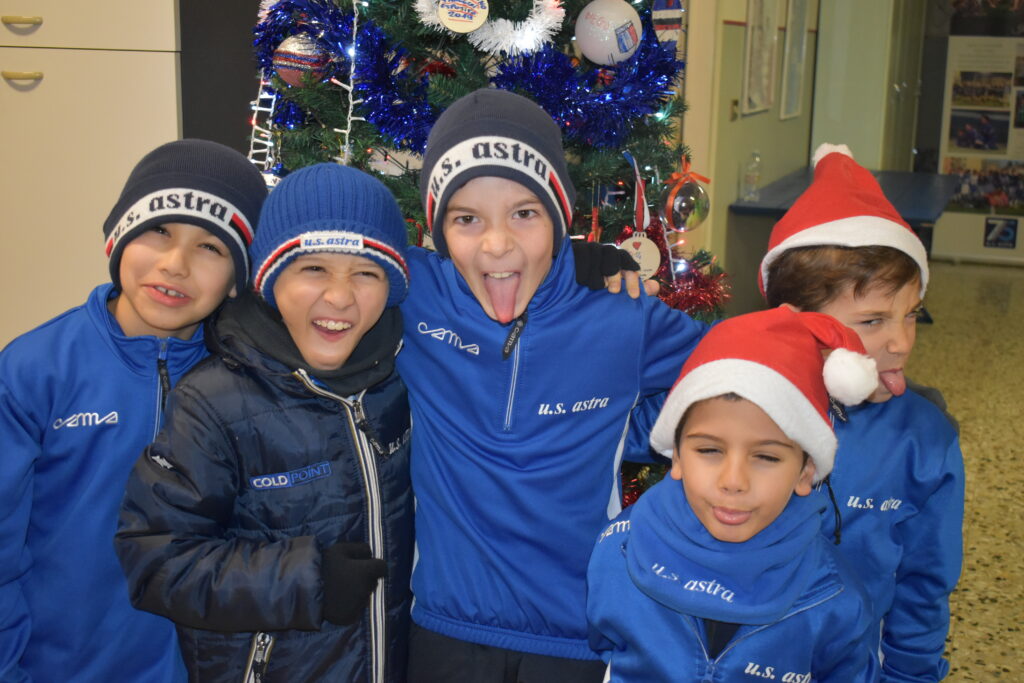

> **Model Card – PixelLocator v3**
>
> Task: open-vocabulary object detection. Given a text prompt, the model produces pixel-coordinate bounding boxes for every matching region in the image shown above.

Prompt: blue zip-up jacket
[587,480,880,682]
[826,391,964,682]
[0,284,196,682]
[396,242,708,660]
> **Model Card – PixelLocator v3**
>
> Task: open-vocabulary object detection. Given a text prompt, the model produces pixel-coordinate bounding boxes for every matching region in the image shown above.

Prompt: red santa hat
[758,143,929,297]
[650,306,877,482]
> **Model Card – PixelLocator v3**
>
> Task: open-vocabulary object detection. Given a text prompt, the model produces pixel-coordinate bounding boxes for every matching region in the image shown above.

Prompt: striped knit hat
[251,163,409,308]
[420,88,575,258]
[103,139,267,294]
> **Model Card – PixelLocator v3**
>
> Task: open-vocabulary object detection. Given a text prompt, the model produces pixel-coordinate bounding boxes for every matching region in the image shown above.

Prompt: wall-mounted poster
[742,0,778,115]
[984,217,1018,248]
[779,0,808,120]
[933,9,1024,264]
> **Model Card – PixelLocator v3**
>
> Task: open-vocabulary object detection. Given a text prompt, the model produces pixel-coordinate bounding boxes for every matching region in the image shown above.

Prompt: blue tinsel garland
[253,1,683,153]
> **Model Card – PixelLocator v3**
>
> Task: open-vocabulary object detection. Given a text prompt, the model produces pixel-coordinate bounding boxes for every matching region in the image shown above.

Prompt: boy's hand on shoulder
[571,241,660,298]
[321,542,387,625]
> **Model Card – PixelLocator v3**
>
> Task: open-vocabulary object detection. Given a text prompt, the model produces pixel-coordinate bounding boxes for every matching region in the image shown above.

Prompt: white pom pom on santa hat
[823,347,878,405]
[811,143,853,168]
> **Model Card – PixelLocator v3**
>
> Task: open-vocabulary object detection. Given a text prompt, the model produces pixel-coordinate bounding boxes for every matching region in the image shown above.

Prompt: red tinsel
[614,223,729,318]
[659,263,730,318]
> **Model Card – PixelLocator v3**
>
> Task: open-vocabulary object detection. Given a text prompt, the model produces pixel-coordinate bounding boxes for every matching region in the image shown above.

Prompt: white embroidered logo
[417,321,480,355]
[52,411,119,429]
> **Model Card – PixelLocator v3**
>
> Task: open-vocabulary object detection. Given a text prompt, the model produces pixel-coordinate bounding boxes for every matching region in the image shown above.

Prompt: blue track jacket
[396,242,708,659]
[0,284,196,682]
[826,392,964,682]
[588,480,880,682]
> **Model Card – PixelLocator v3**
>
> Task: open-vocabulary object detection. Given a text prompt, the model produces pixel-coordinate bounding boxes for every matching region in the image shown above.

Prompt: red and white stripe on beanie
[758,143,929,297]
[649,306,877,482]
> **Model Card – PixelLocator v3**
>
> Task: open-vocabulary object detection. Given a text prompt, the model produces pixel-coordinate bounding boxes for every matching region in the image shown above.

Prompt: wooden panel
[0,0,177,51]
[0,47,180,346]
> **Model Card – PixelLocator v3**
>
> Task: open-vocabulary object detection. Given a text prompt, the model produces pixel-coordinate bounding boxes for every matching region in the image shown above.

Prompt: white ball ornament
[574,0,643,66]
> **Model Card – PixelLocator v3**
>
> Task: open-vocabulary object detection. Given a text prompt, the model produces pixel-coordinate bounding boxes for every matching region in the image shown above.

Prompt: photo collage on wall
[941,13,1024,243]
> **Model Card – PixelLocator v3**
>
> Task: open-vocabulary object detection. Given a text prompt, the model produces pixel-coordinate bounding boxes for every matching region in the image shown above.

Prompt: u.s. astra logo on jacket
[250,462,332,490]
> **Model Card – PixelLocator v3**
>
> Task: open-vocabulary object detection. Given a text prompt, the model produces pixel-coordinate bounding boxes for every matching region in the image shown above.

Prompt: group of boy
[0,88,963,682]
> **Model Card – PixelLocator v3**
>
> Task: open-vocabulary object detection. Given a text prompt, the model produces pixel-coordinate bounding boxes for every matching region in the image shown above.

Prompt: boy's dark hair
[672,392,809,467]
[764,245,921,311]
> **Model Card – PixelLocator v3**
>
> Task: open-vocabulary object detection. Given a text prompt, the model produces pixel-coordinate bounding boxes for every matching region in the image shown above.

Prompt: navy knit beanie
[251,163,410,309]
[420,88,575,258]
[103,139,268,295]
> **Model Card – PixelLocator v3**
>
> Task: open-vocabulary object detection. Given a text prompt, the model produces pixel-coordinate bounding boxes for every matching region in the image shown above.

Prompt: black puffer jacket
[115,295,413,682]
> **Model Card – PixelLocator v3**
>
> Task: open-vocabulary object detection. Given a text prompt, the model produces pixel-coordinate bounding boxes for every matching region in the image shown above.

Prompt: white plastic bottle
[740,151,762,202]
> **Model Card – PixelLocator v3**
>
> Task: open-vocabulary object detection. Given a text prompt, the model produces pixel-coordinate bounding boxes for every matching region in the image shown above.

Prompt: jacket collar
[624,478,830,625]
[87,284,207,376]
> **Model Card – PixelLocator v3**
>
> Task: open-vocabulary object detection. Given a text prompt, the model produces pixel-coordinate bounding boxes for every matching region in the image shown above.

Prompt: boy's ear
[669,446,684,481]
[228,284,238,299]
[794,459,816,496]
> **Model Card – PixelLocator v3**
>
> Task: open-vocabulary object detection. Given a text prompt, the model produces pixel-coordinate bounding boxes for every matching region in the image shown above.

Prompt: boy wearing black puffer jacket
[115,163,413,682]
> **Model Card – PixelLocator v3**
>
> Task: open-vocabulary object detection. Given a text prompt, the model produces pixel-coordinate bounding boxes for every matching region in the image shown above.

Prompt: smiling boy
[115,163,413,682]
[400,88,708,682]
[0,140,267,682]
[587,307,880,682]
[760,144,965,681]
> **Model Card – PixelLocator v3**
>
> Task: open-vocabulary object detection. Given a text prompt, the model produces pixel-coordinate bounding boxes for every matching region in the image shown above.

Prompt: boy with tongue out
[759,144,965,682]
[400,88,708,682]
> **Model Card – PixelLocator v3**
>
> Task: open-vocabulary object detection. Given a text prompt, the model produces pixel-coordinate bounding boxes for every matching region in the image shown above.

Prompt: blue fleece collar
[626,478,827,624]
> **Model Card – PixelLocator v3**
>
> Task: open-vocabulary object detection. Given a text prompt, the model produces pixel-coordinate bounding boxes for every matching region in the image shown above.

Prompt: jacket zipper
[502,313,527,432]
[241,632,275,683]
[685,585,846,680]
[294,370,387,683]
[153,340,170,440]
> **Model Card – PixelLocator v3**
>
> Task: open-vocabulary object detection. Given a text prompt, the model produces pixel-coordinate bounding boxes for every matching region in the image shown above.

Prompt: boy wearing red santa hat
[760,144,964,681]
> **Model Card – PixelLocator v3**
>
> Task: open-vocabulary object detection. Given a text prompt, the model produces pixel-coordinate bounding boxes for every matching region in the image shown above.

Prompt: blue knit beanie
[103,139,268,295]
[420,88,575,258]
[251,163,409,309]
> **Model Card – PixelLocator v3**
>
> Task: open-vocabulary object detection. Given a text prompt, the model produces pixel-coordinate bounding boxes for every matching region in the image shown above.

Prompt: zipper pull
[502,311,528,360]
[353,399,385,456]
[157,358,171,414]
[242,632,275,683]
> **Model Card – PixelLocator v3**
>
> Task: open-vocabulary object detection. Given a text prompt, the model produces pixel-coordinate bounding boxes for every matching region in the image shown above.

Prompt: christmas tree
[251,1,693,239]
[249,0,728,502]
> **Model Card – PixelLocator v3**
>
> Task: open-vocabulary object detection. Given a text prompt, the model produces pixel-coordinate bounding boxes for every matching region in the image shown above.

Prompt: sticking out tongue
[484,272,520,324]
[879,369,907,397]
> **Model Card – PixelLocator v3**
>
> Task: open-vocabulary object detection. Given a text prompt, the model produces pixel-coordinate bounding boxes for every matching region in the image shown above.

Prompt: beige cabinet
[1,2,180,347]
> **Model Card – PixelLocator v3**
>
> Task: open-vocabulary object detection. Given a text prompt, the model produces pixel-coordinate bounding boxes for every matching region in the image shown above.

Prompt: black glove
[321,542,387,625]
[571,240,640,291]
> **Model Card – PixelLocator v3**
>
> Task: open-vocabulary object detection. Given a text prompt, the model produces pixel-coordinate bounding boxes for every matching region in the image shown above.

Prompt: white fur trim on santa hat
[823,348,877,405]
[760,215,930,295]
[812,143,853,167]
[650,359,837,482]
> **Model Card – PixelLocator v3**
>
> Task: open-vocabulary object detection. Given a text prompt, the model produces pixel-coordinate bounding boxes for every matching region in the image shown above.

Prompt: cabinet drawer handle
[1,15,43,25]
[2,70,43,80]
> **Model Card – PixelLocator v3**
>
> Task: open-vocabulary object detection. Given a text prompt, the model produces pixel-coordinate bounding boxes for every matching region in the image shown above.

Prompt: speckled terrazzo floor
[909,261,1024,680]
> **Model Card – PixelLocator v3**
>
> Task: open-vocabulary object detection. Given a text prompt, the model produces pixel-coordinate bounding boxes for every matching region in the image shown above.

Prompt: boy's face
[815,279,921,402]
[273,252,389,371]
[111,222,236,340]
[443,176,554,324]
[670,397,815,543]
